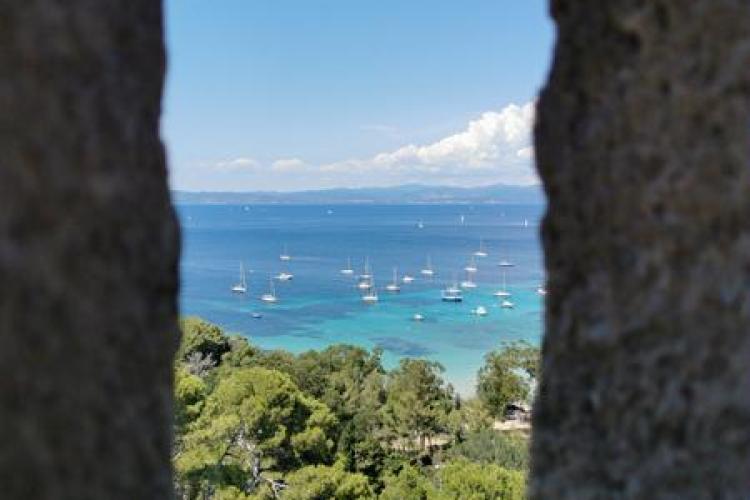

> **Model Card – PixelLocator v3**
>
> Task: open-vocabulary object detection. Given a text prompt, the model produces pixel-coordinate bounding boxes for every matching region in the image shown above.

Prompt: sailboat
[473,238,488,257]
[279,245,291,262]
[493,269,512,298]
[523,219,529,228]
[340,257,354,275]
[360,257,372,280]
[386,267,401,292]
[441,277,463,302]
[464,255,478,273]
[362,276,379,303]
[420,255,435,277]
[231,262,248,294]
[402,274,415,284]
[357,278,372,290]
[497,253,515,268]
[501,298,515,309]
[260,277,278,303]
[460,270,477,289]
[537,285,547,296]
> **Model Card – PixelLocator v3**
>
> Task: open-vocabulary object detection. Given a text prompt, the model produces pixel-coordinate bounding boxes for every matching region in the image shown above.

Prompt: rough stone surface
[0,2,179,498]
[531,1,750,498]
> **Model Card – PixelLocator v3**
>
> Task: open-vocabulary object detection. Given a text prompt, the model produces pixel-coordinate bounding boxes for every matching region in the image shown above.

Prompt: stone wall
[0,2,179,498]
[532,1,750,498]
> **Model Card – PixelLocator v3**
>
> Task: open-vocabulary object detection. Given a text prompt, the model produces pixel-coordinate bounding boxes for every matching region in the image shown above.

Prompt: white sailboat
[460,274,477,289]
[537,285,547,296]
[420,255,435,277]
[340,257,354,275]
[362,276,379,303]
[231,262,248,294]
[464,255,478,273]
[473,237,488,257]
[260,277,278,303]
[493,269,512,298]
[412,313,425,322]
[441,279,463,302]
[497,256,515,268]
[386,267,401,292]
[360,257,372,280]
[357,279,372,290]
[501,298,515,309]
[402,274,415,284]
[279,245,291,262]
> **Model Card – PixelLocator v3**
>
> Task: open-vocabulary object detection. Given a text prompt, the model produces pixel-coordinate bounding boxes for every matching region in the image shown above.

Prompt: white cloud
[211,157,260,172]
[320,102,537,185]
[176,101,538,190]
[271,158,306,172]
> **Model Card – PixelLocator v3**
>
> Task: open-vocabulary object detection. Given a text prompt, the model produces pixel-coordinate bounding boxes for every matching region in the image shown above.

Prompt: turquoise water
[178,204,545,395]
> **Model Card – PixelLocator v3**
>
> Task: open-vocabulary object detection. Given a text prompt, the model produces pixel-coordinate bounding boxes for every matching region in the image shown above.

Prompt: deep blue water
[178,204,546,395]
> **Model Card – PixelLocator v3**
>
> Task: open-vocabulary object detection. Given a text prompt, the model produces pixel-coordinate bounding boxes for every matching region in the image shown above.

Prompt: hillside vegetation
[173,317,539,499]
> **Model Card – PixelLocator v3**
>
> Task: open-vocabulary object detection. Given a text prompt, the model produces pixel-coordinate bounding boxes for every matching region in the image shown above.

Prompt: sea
[177,203,546,396]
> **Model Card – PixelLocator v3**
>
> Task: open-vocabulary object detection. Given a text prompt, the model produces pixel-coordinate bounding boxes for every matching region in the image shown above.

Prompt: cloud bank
[179,101,537,191]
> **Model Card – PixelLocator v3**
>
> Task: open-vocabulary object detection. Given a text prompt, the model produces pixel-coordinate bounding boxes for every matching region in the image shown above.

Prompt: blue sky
[163,1,554,191]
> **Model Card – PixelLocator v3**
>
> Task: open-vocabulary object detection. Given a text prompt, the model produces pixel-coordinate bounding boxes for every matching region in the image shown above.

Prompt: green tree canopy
[284,463,374,500]
[175,367,337,497]
[448,429,529,471]
[477,341,540,418]
[383,359,453,451]
[378,464,435,500]
[179,316,232,365]
[432,460,526,500]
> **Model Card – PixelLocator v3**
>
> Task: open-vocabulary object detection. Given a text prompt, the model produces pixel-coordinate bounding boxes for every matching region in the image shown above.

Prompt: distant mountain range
[172,184,545,205]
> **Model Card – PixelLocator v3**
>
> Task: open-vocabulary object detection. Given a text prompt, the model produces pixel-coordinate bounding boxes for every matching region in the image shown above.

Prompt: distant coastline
[172,183,545,206]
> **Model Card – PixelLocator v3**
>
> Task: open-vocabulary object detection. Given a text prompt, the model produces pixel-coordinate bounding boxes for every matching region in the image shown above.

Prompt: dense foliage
[173,317,539,499]
[477,341,539,418]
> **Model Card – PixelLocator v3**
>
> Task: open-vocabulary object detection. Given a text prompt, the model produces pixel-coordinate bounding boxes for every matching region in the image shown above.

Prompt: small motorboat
[472,306,488,316]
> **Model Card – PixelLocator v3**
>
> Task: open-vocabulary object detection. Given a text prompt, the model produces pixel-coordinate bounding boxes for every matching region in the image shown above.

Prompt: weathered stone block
[0,2,178,498]
[532,2,750,498]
